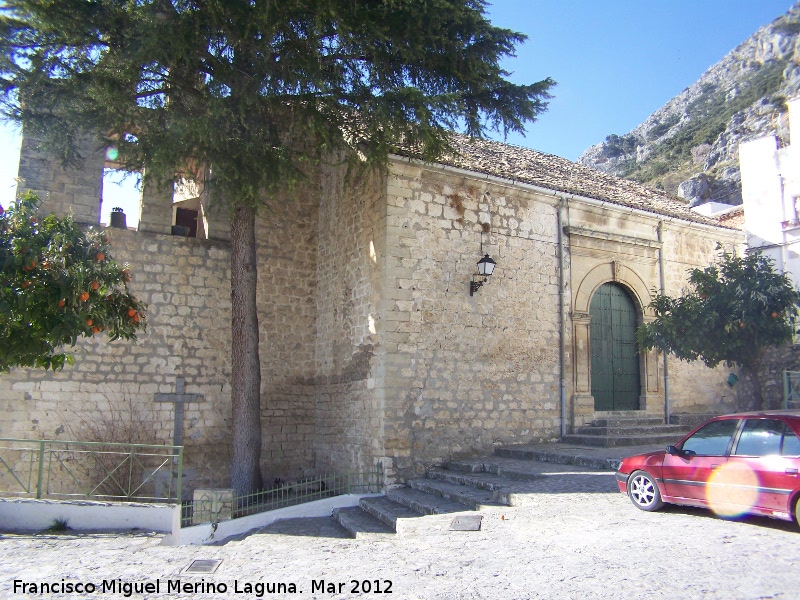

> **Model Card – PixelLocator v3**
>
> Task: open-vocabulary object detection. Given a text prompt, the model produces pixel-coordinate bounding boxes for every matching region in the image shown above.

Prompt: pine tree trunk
[230,203,263,496]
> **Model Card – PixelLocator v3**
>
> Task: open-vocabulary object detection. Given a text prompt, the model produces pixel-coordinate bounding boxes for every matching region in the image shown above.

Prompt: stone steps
[669,413,723,428]
[332,417,682,537]
[575,424,686,437]
[361,495,456,534]
[386,486,471,515]
[332,462,513,538]
[408,477,506,510]
[559,415,695,448]
[561,432,685,447]
[444,458,546,482]
[332,506,395,539]
[591,417,665,427]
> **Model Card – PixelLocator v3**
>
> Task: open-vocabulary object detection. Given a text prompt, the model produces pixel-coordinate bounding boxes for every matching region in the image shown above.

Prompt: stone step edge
[433,463,545,484]
[426,468,508,491]
[386,486,476,516]
[358,496,425,533]
[577,425,688,435]
[494,446,623,471]
[332,506,394,538]
[409,478,509,508]
[591,418,666,427]
[561,434,680,448]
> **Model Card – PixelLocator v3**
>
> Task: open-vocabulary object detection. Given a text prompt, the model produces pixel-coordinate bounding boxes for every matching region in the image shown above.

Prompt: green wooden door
[590,283,641,411]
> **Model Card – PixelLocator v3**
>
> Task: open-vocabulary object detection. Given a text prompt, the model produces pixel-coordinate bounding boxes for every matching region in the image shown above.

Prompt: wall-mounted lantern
[469,253,496,296]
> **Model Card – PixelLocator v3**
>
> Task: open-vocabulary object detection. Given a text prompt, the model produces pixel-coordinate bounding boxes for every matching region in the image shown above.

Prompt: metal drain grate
[449,515,483,531]
[183,559,222,574]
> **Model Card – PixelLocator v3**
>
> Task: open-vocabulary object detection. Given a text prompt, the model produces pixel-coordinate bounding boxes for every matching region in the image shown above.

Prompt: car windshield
[680,419,739,456]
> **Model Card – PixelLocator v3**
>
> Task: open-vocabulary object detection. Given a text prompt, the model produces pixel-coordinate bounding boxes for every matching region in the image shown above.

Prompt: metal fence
[0,438,182,502]
[783,371,800,409]
[182,463,384,527]
[0,439,384,529]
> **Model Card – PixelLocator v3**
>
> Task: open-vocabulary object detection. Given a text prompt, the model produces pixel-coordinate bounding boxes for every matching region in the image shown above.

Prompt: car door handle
[711,464,720,470]
[786,468,799,476]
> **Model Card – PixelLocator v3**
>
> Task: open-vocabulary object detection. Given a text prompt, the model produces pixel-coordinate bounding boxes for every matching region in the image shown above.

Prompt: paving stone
[3,443,799,599]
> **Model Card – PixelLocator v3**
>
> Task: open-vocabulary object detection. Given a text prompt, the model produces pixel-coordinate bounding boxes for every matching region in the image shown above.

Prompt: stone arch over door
[571,261,660,424]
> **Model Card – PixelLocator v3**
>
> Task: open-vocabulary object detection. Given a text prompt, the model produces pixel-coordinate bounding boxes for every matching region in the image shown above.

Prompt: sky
[0,0,795,225]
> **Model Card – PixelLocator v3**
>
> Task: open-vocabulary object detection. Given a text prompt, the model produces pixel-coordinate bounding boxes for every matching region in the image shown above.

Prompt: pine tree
[0,0,555,495]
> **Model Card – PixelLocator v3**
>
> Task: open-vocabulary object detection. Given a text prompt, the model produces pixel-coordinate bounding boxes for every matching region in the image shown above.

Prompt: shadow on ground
[212,517,352,544]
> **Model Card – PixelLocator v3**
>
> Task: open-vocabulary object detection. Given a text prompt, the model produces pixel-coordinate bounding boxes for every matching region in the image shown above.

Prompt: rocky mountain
[578,2,800,207]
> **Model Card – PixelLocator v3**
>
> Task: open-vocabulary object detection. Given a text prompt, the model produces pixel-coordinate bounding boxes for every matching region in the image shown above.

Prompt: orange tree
[637,249,800,409]
[0,192,146,372]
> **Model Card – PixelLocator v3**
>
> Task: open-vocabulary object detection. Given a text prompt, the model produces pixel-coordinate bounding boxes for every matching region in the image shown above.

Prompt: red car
[617,410,800,525]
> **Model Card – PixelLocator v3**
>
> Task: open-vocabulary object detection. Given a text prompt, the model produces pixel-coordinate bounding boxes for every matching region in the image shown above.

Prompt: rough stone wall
[313,159,386,477]
[381,160,564,480]
[749,343,800,410]
[256,184,320,484]
[659,223,744,414]
[16,133,105,224]
[0,229,234,498]
[4,129,325,495]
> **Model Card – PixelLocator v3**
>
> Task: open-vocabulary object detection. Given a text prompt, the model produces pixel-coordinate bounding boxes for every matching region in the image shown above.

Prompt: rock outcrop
[578,3,800,206]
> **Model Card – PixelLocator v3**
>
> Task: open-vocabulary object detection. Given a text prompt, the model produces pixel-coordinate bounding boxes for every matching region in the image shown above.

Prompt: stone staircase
[560,415,695,448]
[331,414,715,538]
[332,453,615,538]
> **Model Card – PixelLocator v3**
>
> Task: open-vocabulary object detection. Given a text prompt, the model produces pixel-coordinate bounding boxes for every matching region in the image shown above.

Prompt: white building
[740,97,800,283]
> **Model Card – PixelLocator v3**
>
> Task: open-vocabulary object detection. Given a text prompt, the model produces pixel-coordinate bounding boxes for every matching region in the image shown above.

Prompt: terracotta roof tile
[401,135,734,229]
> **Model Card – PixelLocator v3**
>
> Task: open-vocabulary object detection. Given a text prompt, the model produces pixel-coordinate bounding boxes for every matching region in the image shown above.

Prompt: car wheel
[795,496,800,529]
[627,470,664,512]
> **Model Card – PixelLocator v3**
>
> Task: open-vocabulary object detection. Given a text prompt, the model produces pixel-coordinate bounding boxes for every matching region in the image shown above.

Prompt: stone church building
[0,131,743,493]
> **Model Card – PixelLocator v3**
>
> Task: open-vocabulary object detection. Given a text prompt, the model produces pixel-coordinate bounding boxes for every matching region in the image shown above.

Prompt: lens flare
[705,462,759,518]
[106,147,119,161]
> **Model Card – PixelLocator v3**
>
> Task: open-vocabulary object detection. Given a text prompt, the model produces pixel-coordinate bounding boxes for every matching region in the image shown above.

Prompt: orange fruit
[86,318,93,326]
[132,313,140,323]
[95,252,105,261]
[79,291,90,302]
[92,326,101,334]
[772,312,778,318]
[58,299,65,308]
[127,308,137,317]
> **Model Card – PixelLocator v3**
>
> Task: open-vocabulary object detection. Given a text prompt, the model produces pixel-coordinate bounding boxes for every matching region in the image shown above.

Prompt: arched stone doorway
[589,282,641,411]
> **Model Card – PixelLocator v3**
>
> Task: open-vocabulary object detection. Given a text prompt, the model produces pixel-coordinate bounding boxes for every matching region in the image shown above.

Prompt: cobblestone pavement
[2,461,800,600]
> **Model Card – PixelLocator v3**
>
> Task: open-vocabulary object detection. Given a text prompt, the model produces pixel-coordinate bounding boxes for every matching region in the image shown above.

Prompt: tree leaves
[0,192,146,373]
[0,0,555,202]
[637,249,800,407]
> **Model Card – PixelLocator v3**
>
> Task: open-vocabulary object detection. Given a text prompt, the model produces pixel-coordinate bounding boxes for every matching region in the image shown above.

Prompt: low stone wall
[0,497,180,534]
